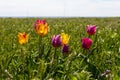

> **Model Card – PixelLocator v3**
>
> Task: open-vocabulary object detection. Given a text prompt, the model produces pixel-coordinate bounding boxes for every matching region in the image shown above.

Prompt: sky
[0,0,120,17]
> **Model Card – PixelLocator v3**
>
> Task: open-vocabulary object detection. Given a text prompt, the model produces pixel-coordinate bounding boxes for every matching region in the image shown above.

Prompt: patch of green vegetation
[0,17,120,80]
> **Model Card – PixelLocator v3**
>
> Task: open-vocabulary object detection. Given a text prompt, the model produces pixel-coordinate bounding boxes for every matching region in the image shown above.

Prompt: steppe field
[0,17,120,80]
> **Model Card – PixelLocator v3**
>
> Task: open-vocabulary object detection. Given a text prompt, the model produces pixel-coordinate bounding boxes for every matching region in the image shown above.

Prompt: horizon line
[0,16,120,18]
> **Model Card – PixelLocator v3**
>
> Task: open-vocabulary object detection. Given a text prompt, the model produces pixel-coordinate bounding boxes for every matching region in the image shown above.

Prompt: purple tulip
[52,35,62,48]
[62,44,70,54]
[87,25,97,35]
[82,38,93,49]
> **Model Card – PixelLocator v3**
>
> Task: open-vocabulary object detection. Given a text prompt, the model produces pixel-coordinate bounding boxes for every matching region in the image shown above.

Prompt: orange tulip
[18,32,29,44]
[34,20,49,36]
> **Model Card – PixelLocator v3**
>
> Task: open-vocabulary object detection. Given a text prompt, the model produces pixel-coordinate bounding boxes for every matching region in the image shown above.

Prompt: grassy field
[0,17,120,80]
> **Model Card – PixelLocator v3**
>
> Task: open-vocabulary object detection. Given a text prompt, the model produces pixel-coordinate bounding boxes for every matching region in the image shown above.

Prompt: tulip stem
[54,48,58,65]
[88,35,91,38]
[20,46,24,54]
[54,48,57,59]
[39,36,42,58]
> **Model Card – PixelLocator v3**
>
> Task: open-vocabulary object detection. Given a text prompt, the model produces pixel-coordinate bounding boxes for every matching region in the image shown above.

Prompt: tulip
[62,44,70,54]
[87,25,96,35]
[61,33,70,45]
[82,38,93,49]
[18,32,29,45]
[52,35,62,48]
[34,19,49,36]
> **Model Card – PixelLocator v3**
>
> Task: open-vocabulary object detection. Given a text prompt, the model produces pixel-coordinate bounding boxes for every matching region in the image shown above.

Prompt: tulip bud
[62,44,70,54]
[82,38,93,49]
[52,35,62,48]
[87,25,96,35]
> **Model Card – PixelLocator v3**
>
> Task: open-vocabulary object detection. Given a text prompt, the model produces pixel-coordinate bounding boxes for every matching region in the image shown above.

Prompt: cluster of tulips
[18,19,97,55]
[82,25,96,49]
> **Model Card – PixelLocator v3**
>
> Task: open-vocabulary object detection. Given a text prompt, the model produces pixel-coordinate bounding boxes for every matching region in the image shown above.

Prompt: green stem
[88,34,91,38]
[21,47,22,54]
[38,36,42,58]
[54,48,58,65]
[54,48,57,59]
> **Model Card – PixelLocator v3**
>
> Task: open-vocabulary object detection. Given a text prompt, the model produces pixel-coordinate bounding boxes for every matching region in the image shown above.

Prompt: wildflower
[34,19,49,36]
[52,35,62,48]
[87,25,96,35]
[18,32,29,44]
[61,33,70,44]
[62,44,70,54]
[82,38,93,49]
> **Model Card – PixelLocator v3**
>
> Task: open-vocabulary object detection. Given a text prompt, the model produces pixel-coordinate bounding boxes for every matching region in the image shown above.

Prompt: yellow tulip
[34,20,49,36]
[18,32,29,44]
[61,33,70,44]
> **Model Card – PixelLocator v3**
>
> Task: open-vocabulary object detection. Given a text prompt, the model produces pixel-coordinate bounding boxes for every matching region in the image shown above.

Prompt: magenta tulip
[62,44,70,54]
[87,25,96,35]
[82,38,93,49]
[52,35,62,48]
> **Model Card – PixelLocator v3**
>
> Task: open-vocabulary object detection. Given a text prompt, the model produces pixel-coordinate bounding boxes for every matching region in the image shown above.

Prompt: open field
[0,17,120,80]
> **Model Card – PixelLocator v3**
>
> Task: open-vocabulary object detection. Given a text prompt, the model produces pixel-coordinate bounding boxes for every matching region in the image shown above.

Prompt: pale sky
[0,0,120,17]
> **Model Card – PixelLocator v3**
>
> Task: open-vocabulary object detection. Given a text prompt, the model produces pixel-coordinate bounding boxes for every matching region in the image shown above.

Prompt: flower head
[82,38,93,49]
[62,44,70,54]
[18,32,29,45]
[87,25,97,35]
[61,33,70,45]
[52,35,62,48]
[34,19,49,36]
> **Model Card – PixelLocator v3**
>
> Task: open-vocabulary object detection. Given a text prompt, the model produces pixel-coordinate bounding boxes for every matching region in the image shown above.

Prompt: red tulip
[82,38,93,49]
[34,19,46,28]
[87,25,96,35]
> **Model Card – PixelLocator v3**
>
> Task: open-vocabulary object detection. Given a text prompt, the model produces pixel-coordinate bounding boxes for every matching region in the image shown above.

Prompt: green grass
[0,17,120,80]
